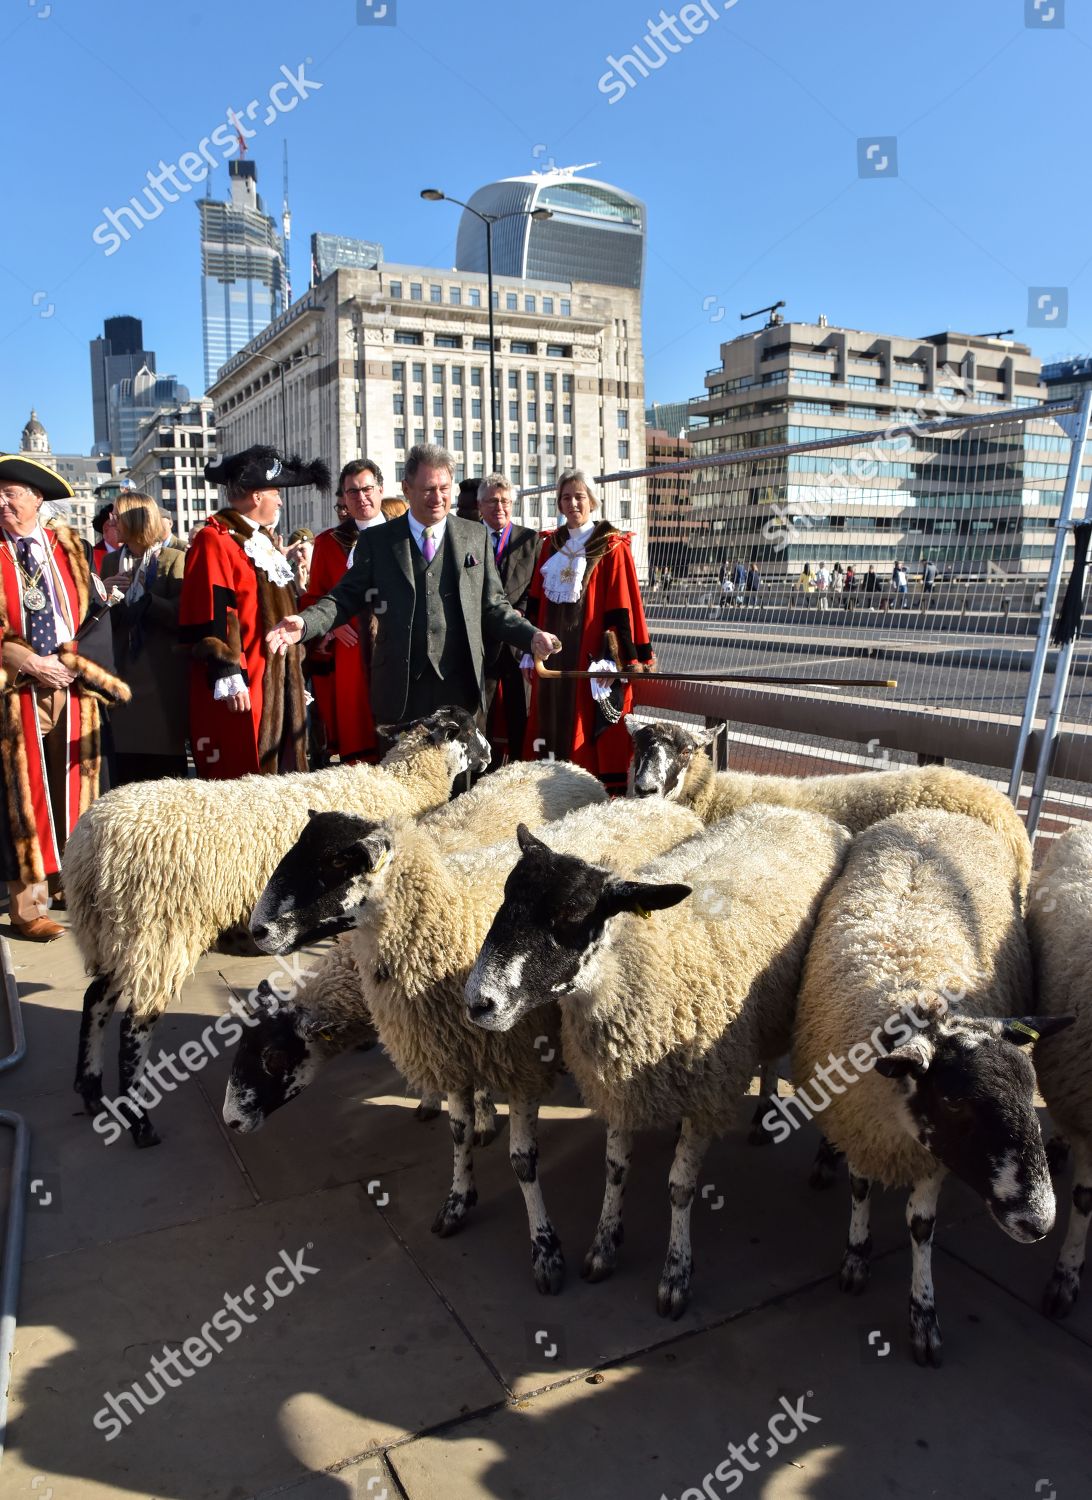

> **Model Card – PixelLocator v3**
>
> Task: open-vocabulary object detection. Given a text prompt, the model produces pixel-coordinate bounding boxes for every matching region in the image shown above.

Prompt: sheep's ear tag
[318,1028,336,1042]
[1009,1020,1040,1041]
[371,848,390,875]
[634,905,652,920]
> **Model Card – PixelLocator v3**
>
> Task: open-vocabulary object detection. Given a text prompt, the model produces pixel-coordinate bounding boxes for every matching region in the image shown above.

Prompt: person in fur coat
[0,454,131,940]
[179,445,330,780]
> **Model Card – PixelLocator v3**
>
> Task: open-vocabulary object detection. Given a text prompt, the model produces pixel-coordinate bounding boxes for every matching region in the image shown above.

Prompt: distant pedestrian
[746,562,761,605]
[718,574,734,617]
[922,559,937,607]
[732,558,747,592]
[831,562,845,593]
[893,562,909,607]
[864,565,879,607]
[815,562,831,611]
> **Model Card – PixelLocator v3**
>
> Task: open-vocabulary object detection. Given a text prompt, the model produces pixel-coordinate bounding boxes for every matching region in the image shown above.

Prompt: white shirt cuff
[519,653,535,671]
[214,673,247,701]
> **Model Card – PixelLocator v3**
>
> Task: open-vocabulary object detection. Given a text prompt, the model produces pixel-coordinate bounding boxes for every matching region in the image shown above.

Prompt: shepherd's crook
[534,660,897,689]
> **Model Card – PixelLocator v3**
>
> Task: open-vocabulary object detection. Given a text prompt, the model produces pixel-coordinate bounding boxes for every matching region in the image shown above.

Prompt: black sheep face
[624,715,714,799]
[222,985,324,1132]
[250,812,393,955]
[876,1013,1075,1242]
[381,704,491,779]
[465,824,690,1031]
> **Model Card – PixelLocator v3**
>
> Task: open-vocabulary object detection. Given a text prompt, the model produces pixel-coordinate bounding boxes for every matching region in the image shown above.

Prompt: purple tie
[422,527,437,563]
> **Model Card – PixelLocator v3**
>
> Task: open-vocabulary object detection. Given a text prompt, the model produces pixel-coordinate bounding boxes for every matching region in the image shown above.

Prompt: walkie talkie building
[454,168,645,291]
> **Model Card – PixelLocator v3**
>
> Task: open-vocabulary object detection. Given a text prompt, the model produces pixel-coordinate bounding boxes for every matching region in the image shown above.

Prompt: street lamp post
[420,189,551,475]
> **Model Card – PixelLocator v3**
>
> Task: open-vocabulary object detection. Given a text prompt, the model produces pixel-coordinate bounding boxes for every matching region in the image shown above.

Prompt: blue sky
[2,0,1088,455]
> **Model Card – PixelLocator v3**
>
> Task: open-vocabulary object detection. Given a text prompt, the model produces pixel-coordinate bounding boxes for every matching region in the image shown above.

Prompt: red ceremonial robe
[301,521,379,763]
[524,525,655,794]
[179,509,308,780]
[0,525,131,883]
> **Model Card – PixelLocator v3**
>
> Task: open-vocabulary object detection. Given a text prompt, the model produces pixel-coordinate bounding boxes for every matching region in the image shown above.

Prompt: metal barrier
[0,938,29,1466]
[521,397,1092,834]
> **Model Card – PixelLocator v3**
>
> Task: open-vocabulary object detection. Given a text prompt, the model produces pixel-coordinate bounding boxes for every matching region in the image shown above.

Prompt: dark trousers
[403,663,479,724]
[114,751,190,786]
[484,649,529,770]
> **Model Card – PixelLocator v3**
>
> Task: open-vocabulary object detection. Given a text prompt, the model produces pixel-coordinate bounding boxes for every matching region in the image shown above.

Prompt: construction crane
[740,299,786,328]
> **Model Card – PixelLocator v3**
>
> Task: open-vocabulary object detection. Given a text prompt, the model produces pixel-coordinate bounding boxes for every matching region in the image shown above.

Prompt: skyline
[2,0,1089,456]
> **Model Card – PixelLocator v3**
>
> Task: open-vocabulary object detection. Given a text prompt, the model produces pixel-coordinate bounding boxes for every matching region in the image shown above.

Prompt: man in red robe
[0,455,131,940]
[179,445,330,779]
[302,458,386,764]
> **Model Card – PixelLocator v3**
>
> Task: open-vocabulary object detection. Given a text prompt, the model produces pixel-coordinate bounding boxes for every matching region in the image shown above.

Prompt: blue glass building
[198,161,286,390]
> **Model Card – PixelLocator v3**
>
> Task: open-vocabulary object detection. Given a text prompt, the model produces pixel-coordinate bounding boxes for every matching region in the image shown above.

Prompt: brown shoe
[10,915,65,942]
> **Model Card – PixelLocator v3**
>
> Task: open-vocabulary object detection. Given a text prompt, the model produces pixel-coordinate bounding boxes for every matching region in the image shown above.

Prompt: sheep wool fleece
[793,809,1032,1188]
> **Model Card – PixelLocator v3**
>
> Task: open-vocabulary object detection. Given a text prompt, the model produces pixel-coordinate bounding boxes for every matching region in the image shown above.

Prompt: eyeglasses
[343,484,379,497]
[0,486,33,502]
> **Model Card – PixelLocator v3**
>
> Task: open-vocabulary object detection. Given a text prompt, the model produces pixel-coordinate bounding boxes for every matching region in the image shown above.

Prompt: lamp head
[530,207,552,221]
[420,189,445,202]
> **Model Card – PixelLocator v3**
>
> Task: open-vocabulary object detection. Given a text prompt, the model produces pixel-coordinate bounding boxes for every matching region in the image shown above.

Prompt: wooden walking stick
[534,660,898,689]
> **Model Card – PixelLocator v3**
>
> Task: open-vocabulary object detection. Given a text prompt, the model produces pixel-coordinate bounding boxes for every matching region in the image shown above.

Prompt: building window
[546,343,572,358]
[545,403,556,423]
[563,404,572,424]
[430,284,442,303]
[524,295,536,314]
[619,440,630,460]
[474,430,484,450]
[392,361,405,380]
[413,395,424,415]
[432,364,444,384]
[564,437,573,456]
[435,335,462,349]
[394,330,423,345]
[544,373,555,392]
[509,433,519,453]
[509,401,519,421]
[526,371,537,389]
[393,393,405,414]
[543,296,554,315]
[453,398,464,417]
[527,401,538,421]
[453,429,464,451]
[546,434,556,454]
[617,409,629,429]
[468,287,481,307]
[472,397,482,418]
[434,429,445,444]
[410,282,423,301]
[562,375,573,393]
[471,368,482,387]
[511,339,536,355]
[472,337,492,351]
[560,299,571,316]
[390,280,402,299]
[433,396,444,417]
[528,434,539,454]
[414,427,425,444]
[412,362,424,381]
[506,292,518,311]
[508,371,519,389]
[394,428,406,449]
[451,367,463,386]
[449,287,462,306]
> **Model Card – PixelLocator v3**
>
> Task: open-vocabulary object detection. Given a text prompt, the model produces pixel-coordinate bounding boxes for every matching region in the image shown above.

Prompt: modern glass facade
[108,366,190,462]
[199,161,286,390]
[89,316,156,455]
[454,171,645,291]
[310,233,383,281]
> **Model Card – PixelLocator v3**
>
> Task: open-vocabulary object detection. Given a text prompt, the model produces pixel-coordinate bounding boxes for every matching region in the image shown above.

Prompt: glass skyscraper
[89,316,156,455]
[454,169,645,291]
[198,160,286,390]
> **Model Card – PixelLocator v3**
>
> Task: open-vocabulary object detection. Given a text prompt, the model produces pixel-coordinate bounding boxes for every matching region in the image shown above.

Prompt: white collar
[356,513,386,530]
[233,512,257,534]
[406,511,448,547]
[3,523,49,552]
[565,518,596,543]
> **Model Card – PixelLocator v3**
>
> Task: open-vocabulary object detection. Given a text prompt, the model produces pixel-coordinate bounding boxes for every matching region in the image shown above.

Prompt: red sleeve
[603,536,655,667]
[179,524,245,684]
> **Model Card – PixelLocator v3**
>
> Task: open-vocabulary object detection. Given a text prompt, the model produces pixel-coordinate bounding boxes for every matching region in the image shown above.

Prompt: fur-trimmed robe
[0,524,131,884]
[524,523,654,794]
[179,509,307,779]
[301,520,380,763]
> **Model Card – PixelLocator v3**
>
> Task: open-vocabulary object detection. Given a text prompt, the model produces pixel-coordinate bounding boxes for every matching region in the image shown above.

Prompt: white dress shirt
[406,511,448,555]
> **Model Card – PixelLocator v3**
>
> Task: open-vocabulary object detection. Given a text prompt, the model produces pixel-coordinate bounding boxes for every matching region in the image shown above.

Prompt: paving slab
[4,1184,500,1500]
[389,1254,1092,1500]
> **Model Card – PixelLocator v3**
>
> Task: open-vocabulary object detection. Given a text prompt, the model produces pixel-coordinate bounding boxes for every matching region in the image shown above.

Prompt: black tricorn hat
[204,445,331,494]
[0,454,74,502]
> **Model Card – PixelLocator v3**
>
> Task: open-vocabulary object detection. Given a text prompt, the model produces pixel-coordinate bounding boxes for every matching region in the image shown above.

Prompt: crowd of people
[0,441,656,941]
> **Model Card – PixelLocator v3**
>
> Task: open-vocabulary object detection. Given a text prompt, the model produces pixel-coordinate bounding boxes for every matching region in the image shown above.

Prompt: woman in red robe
[523,469,654,795]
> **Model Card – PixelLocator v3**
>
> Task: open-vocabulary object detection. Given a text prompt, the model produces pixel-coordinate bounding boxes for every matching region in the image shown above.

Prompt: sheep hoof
[129,1118,161,1149]
[75,1078,104,1115]
[746,1098,777,1146]
[532,1239,565,1296]
[656,1256,692,1319]
[838,1249,871,1294]
[430,1186,477,1237]
[415,1102,442,1122]
[581,1227,623,1283]
[909,1300,942,1367]
[1042,1265,1081,1319]
[1046,1137,1071,1179]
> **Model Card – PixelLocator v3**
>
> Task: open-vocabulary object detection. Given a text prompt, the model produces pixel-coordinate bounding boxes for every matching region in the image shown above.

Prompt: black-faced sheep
[792,809,1072,1366]
[68,707,492,1147]
[244,797,702,1295]
[465,803,852,1317]
[1025,824,1092,1317]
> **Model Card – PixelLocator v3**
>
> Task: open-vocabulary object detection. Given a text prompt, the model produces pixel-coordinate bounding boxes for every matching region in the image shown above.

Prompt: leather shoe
[10,915,65,942]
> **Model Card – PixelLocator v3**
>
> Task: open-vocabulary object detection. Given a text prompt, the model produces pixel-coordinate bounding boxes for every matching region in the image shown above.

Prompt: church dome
[21,408,50,454]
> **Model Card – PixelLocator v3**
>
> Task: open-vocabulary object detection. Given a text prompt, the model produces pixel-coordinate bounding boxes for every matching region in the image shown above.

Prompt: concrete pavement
[1,923,1090,1499]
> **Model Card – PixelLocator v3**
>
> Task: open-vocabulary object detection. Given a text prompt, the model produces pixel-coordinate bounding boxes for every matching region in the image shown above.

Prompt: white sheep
[465,802,852,1317]
[792,809,1070,1366]
[68,706,494,1147]
[1025,824,1092,1318]
[244,796,703,1295]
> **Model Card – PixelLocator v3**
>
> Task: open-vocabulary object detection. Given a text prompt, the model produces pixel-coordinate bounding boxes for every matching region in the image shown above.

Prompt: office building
[686,321,1069,578]
[454,167,645,291]
[18,409,119,540]
[645,400,690,437]
[644,427,696,576]
[128,398,218,540]
[198,159,287,390]
[108,365,191,463]
[89,315,156,455]
[311,233,383,283]
[207,262,645,552]
[1043,356,1092,403]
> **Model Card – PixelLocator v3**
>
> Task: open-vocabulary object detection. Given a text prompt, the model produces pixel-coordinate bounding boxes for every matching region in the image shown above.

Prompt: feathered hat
[204,446,332,494]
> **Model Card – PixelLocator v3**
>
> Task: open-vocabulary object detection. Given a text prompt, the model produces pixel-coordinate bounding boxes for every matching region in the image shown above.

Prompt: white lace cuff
[214,673,247,701]
[519,653,535,671]
[588,658,618,703]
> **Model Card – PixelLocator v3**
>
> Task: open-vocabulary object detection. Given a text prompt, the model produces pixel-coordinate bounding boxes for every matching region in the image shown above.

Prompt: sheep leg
[117,1009,163,1149]
[1043,1138,1092,1319]
[746,1060,781,1146]
[473,1086,502,1148]
[582,1125,633,1283]
[73,975,119,1113]
[810,1136,846,1191]
[415,1089,443,1122]
[431,1087,477,1237]
[509,1097,564,1295]
[907,1171,944,1367]
[656,1118,711,1320]
[839,1169,872,1293]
